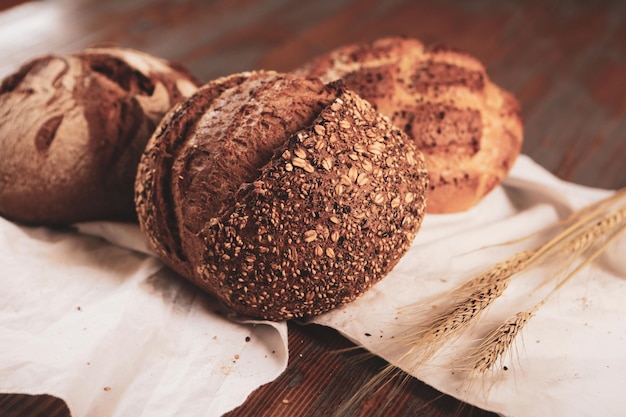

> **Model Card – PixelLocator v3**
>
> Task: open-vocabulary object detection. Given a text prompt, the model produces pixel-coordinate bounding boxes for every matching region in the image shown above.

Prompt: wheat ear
[463,203,626,373]
[395,190,626,368]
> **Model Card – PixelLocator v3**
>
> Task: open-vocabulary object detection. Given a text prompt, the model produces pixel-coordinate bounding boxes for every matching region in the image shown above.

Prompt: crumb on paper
[234,354,240,360]
[104,387,111,392]
[282,398,289,404]
[245,336,251,342]
[76,306,82,311]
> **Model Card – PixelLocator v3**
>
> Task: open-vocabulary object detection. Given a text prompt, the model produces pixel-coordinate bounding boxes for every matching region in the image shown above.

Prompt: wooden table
[1,0,624,416]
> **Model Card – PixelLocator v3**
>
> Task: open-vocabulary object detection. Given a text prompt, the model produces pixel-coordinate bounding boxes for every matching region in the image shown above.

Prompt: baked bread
[135,71,429,320]
[294,37,523,213]
[0,46,200,225]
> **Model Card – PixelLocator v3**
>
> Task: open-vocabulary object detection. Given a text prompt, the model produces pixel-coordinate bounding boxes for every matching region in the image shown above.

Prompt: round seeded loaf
[294,37,523,214]
[0,46,199,224]
[135,71,429,320]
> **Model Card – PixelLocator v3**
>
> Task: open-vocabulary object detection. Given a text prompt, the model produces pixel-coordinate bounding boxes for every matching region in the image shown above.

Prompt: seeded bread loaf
[135,71,429,320]
[294,37,523,214]
[0,46,199,224]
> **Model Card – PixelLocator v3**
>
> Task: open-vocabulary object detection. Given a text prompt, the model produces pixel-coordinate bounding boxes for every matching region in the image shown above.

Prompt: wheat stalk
[343,189,626,412]
[404,258,524,362]
[393,189,626,369]
[462,203,626,373]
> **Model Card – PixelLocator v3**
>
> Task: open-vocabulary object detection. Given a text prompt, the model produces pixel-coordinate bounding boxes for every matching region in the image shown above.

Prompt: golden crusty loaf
[135,71,429,320]
[294,36,523,214]
[0,46,199,225]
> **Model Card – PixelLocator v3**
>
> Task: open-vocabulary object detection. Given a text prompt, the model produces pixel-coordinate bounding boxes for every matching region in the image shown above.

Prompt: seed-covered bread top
[135,71,429,320]
[295,36,523,214]
[0,46,199,224]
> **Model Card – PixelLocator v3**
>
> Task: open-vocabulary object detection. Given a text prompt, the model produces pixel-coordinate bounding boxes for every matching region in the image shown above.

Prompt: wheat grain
[400,192,626,369]
[466,204,626,373]
[470,306,539,373]
[346,189,626,410]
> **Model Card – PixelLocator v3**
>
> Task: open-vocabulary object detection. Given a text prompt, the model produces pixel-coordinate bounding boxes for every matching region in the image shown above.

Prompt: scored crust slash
[0,46,199,224]
[135,71,429,321]
[0,36,522,322]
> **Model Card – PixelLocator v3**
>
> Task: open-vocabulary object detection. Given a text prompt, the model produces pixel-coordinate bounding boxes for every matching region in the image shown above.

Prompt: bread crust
[0,46,199,224]
[135,71,429,320]
[295,37,523,213]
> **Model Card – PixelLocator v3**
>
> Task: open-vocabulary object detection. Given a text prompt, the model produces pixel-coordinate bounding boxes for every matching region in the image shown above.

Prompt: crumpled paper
[312,155,626,417]
[1,155,624,417]
[0,218,288,417]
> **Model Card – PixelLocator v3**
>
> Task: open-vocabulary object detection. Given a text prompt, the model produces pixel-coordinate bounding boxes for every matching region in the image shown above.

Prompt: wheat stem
[398,191,626,369]
[466,207,626,373]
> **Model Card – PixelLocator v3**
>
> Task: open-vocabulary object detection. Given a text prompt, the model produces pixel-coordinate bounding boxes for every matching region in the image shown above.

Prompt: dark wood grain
[1,0,624,416]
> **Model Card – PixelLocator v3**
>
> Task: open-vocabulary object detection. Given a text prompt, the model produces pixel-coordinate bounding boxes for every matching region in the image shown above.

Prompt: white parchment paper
[1,155,624,417]
[0,218,288,417]
[312,155,626,417]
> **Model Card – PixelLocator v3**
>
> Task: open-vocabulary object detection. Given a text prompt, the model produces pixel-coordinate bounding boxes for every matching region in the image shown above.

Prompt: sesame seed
[361,159,373,172]
[405,192,415,203]
[339,120,351,129]
[282,150,291,159]
[329,216,340,224]
[373,193,385,205]
[315,245,323,256]
[348,153,359,161]
[330,102,342,111]
[325,247,335,258]
[391,196,401,208]
[329,133,338,143]
[285,163,293,172]
[330,230,340,242]
[322,157,333,171]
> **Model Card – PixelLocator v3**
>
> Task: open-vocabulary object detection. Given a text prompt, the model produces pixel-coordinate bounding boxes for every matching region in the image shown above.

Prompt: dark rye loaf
[295,37,523,214]
[135,71,429,320]
[0,46,199,224]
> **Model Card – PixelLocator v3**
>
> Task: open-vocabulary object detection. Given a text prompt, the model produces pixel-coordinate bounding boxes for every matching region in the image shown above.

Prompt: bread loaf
[294,37,523,213]
[135,71,429,320]
[0,46,199,224]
